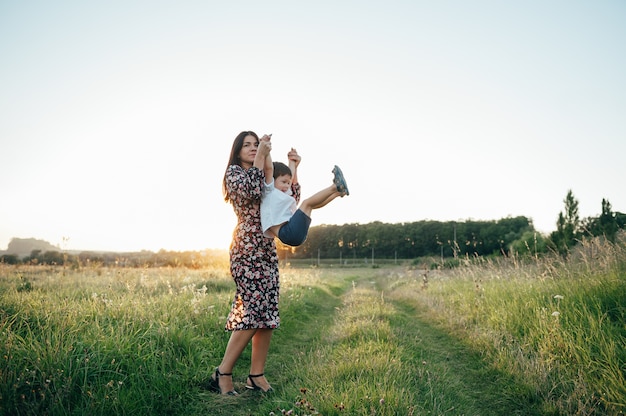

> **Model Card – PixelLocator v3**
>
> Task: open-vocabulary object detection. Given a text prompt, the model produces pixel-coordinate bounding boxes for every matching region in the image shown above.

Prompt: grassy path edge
[244,269,551,415]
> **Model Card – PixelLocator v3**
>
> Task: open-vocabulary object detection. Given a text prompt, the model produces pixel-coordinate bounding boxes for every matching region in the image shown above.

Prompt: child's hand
[258,140,272,156]
[288,148,301,166]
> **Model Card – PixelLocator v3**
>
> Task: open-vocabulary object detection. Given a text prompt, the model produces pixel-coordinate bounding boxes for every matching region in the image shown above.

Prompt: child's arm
[262,136,273,185]
[264,151,273,185]
[287,147,301,185]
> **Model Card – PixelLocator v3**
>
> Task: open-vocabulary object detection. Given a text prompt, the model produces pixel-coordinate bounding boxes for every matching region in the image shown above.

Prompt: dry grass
[383,236,626,415]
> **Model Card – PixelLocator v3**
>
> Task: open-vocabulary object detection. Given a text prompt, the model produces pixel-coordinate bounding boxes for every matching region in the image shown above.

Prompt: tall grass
[384,236,626,415]
[1,236,625,415]
[0,265,234,415]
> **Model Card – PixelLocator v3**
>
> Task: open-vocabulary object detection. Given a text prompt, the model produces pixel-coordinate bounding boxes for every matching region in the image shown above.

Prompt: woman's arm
[255,135,272,184]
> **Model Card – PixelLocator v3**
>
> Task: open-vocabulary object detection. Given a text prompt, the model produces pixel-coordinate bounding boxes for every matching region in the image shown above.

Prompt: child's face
[275,174,292,193]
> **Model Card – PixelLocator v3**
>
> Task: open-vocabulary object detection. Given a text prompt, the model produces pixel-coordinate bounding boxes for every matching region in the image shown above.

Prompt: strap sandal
[246,373,274,393]
[208,367,238,396]
[332,165,350,196]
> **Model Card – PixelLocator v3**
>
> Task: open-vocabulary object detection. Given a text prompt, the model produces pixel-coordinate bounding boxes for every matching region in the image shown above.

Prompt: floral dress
[224,165,280,331]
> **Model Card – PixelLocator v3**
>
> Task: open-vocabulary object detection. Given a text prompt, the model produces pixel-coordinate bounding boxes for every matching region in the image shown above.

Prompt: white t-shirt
[260,180,297,238]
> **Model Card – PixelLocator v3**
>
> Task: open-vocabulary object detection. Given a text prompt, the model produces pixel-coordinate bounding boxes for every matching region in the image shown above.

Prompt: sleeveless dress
[224,165,280,330]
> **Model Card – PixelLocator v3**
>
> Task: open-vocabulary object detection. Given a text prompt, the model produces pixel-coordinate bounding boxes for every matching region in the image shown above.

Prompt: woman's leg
[247,328,274,390]
[216,329,256,393]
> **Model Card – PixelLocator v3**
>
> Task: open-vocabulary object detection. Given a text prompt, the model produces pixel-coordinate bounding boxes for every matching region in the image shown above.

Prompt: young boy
[260,146,349,247]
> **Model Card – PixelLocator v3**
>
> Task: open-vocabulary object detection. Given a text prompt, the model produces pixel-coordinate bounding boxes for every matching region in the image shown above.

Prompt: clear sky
[1,1,625,252]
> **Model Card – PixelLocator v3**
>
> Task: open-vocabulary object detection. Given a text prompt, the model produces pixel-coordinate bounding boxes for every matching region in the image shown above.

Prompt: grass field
[1,238,624,415]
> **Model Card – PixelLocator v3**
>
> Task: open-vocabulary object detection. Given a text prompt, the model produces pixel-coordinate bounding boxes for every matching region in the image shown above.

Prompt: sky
[1,1,625,253]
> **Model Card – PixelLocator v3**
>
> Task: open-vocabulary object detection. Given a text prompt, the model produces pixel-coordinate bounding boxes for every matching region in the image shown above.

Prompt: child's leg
[299,185,343,217]
[266,224,281,239]
[276,210,311,246]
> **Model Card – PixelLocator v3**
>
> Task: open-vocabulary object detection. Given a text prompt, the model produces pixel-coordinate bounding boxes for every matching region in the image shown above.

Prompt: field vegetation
[0,237,624,415]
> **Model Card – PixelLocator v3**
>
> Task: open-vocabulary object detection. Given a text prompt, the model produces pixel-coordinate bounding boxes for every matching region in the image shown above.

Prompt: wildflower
[552,311,560,317]
[553,295,564,300]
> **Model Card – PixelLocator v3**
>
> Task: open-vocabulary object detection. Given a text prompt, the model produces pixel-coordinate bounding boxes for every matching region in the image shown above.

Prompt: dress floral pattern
[224,165,280,330]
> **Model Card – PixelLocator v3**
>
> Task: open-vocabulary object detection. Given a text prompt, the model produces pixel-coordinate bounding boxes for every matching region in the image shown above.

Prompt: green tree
[549,189,581,255]
[598,198,618,242]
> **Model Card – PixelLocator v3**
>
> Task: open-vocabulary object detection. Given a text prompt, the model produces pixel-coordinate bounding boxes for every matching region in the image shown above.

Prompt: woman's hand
[287,147,300,185]
[254,135,272,172]
[287,147,301,167]
[258,138,272,157]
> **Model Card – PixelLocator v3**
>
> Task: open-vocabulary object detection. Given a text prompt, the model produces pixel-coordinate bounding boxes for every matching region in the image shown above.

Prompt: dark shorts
[277,209,312,247]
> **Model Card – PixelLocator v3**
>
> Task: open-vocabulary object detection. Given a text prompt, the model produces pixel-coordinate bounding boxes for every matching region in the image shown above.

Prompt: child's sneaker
[332,165,349,196]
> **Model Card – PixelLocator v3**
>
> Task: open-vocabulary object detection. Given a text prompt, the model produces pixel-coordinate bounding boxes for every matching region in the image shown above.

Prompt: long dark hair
[222,131,259,202]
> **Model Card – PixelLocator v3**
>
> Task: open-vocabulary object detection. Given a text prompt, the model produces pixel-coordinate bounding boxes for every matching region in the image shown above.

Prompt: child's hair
[273,162,292,179]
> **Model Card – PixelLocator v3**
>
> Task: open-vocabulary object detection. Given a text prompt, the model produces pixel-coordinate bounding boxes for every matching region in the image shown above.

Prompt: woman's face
[239,134,259,168]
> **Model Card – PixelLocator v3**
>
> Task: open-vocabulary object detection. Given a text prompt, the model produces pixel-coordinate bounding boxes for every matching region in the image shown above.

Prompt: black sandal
[246,373,273,393]
[208,367,238,396]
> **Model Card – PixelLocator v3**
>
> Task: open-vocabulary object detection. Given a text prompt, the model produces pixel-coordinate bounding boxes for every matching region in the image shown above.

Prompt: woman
[209,131,276,395]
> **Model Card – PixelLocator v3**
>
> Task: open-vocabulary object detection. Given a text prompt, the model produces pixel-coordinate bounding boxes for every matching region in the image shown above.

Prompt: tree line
[278,190,625,261]
[0,249,228,269]
[2,190,623,267]
[280,216,535,260]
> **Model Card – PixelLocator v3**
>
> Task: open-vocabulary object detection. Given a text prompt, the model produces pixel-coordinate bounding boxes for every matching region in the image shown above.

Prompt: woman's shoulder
[227,164,262,174]
[226,164,244,174]
[226,164,263,187]
[226,164,250,179]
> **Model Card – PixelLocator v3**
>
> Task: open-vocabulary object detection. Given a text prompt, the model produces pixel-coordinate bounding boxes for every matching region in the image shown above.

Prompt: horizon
[1,209,617,254]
